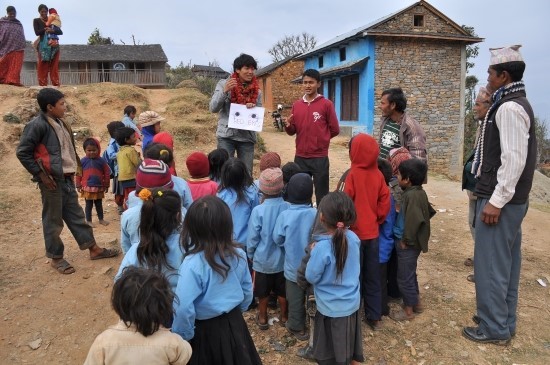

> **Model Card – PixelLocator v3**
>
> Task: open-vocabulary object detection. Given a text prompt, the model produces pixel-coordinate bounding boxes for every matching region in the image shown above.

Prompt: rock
[101,266,113,275]
[28,338,42,350]
[460,351,469,358]
[3,113,20,124]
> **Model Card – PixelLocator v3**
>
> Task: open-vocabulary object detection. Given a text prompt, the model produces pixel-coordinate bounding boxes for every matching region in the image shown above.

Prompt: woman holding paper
[209,53,262,174]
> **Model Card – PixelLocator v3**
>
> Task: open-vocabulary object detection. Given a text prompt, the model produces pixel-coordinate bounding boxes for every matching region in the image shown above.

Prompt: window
[340,74,359,121]
[339,48,346,61]
[414,14,424,27]
[328,80,336,104]
[318,56,324,68]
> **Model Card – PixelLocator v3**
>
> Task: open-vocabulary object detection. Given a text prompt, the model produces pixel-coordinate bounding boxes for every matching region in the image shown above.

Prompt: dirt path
[0,85,549,364]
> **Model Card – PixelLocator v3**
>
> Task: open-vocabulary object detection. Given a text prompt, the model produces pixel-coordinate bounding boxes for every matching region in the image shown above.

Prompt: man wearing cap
[209,53,261,174]
[463,45,537,345]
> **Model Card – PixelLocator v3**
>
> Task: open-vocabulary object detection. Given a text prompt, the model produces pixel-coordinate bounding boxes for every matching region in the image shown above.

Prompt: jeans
[217,137,255,174]
[360,238,382,320]
[395,241,421,307]
[294,156,329,205]
[39,176,95,258]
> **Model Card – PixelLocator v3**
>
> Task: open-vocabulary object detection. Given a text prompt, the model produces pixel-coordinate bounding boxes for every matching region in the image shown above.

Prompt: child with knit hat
[139,111,165,153]
[247,167,290,330]
[185,151,218,201]
[254,151,282,199]
[152,132,177,176]
[273,173,316,340]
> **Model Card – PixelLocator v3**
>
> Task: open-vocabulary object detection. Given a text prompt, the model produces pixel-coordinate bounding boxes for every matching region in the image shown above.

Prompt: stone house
[21,44,168,88]
[296,0,482,177]
[256,56,304,114]
[191,65,230,79]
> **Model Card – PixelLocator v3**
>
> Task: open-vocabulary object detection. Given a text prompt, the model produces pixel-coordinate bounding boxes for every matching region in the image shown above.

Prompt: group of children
[81,115,434,364]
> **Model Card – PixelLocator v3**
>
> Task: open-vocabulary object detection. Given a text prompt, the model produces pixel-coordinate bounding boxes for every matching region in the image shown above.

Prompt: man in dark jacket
[463,45,537,345]
[16,88,118,274]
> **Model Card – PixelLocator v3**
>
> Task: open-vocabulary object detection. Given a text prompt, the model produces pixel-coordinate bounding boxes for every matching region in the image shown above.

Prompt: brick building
[297,0,482,177]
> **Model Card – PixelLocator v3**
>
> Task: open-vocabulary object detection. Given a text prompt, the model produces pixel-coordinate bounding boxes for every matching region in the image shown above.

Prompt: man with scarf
[209,54,261,174]
[0,6,26,86]
[463,45,537,345]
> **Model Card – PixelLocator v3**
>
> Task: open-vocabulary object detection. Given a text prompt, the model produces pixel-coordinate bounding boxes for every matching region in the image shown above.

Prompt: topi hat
[259,168,284,196]
[259,152,281,172]
[139,111,165,127]
[388,147,412,176]
[489,45,524,66]
[136,159,173,189]
[186,151,210,178]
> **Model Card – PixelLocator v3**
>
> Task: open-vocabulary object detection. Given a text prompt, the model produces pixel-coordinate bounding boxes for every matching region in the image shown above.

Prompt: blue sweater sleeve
[393,209,404,240]
[379,196,397,263]
[272,214,286,248]
[115,244,138,281]
[305,242,328,285]
[238,250,253,312]
[173,260,202,341]
[246,209,261,259]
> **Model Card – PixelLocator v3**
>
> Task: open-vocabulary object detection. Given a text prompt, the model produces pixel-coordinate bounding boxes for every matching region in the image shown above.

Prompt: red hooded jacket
[344,134,390,240]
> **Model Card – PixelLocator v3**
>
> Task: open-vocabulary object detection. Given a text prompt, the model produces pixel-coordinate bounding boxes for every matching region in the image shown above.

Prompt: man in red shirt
[284,69,339,204]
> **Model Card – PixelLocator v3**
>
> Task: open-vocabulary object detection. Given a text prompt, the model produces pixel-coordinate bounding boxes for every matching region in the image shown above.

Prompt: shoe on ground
[413,302,424,314]
[471,315,516,337]
[296,345,315,360]
[285,322,309,341]
[365,318,383,331]
[462,326,510,345]
[389,309,414,322]
[467,274,475,283]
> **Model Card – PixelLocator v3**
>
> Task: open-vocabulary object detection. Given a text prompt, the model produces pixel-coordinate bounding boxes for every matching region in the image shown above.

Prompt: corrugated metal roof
[23,44,168,63]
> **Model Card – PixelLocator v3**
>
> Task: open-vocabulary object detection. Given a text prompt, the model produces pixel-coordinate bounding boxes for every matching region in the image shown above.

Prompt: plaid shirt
[379,112,427,163]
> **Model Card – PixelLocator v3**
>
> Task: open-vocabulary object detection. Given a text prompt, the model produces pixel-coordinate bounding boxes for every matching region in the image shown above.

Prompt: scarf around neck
[230,73,259,105]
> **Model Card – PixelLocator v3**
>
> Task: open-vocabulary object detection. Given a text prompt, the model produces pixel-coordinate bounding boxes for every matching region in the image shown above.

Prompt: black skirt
[189,307,262,365]
[112,176,124,196]
[312,310,364,365]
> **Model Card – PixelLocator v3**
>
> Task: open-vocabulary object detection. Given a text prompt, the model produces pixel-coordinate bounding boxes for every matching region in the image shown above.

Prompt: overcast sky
[11,0,550,122]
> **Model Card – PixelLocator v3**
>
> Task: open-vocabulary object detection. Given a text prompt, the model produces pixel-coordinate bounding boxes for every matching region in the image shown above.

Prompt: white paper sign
[228,103,265,132]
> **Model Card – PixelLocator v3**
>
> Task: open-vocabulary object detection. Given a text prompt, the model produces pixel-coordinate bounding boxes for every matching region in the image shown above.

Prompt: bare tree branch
[268,32,317,62]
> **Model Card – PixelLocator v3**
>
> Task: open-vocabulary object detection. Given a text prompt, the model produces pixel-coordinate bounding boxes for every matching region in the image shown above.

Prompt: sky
[10,0,550,122]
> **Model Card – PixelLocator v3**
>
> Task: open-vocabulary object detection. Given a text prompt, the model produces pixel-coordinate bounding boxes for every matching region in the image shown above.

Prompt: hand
[39,171,56,190]
[481,202,501,225]
[223,79,237,93]
[246,103,255,109]
[284,114,293,127]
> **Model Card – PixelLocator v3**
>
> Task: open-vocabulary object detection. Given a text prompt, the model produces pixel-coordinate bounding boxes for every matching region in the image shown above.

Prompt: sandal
[90,248,119,260]
[389,309,414,322]
[467,274,475,283]
[285,322,309,341]
[256,313,269,330]
[51,259,75,275]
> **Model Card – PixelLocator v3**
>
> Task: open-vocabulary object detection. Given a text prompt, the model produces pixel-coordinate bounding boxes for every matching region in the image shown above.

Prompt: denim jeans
[217,137,255,174]
[39,176,95,258]
[395,241,421,307]
[360,238,382,321]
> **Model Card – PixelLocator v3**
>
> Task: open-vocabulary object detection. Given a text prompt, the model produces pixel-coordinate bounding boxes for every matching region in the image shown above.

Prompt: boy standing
[284,69,339,204]
[390,158,435,321]
[16,88,118,274]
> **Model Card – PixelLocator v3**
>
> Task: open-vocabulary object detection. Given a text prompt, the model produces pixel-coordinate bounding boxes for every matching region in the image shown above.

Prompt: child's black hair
[318,192,356,278]
[398,158,427,186]
[37,88,64,112]
[144,143,174,165]
[218,158,253,205]
[107,121,125,138]
[83,137,100,151]
[281,162,302,184]
[115,127,136,146]
[112,266,175,337]
[233,53,257,71]
[138,189,182,273]
[377,157,393,185]
[123,105,137,116]
[181,196,242,280]
[208,148,230,182]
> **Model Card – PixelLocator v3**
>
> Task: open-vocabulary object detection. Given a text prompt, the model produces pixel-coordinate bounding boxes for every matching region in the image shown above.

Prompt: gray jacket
[209,78,262,144]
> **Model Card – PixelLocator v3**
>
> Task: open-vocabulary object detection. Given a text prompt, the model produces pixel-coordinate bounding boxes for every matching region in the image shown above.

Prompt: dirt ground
[0,84,549,365]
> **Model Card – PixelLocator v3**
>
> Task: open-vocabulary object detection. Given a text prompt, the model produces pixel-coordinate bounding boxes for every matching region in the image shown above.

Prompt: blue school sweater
[247,197,290,273]
[379,194,397,263]
[172,248,252,341]
[115,232,183,291]
[273,204,317,282]
[217,185,259,246]
[105,138,120,176]
[172,175,193,210]
[305,230,361,317]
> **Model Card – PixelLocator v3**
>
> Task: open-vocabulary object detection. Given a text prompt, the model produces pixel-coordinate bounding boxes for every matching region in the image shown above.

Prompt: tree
[462,25,479,73]
[462,25,480,159]
[268,32,317,62]
[534,117,550,163]
[88,28,114,45]
[119,35,145,45]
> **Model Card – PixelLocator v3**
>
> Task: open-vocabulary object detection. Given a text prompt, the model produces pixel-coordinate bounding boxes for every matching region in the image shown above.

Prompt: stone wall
[258,59,304,115]
[373,37,465,178]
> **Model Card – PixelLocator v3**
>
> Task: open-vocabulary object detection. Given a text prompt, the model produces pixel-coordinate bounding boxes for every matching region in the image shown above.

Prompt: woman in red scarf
[0,6,26,86]
[33,4,63,86]
[209,54,262,174]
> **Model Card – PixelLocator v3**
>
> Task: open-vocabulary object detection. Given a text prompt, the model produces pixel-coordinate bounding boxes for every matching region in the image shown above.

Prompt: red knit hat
[136,159,174,189]
[259,152,281,172]
[388,147,412,176]
[186,152,210,178]
[259,167,284,196]
[152,132,174,150]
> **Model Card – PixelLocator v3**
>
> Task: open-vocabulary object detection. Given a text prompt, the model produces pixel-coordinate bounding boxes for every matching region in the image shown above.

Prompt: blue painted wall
[303,37,376,134]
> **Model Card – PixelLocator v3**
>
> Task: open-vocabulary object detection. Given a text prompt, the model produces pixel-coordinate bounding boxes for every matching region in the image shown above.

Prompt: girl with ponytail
[115,188,183,291]
[305,191,364,365]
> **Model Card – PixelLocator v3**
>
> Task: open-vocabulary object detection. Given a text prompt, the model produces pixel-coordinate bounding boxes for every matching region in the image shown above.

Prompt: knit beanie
[388,147,412,176]
[259,167,284,196]
[152,132,174,150]
[286,173,313,204]
[139,111,165,127]
[136,159,174,189]
[186,152,210,178]
[259,152,281,172]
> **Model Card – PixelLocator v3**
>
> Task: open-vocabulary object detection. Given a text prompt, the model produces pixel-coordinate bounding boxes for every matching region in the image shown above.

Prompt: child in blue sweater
[247,167,290,330]
[173,196,261,365]
[116,189,183,291]
[273,173,316,340]
[305,191,363,365]
[217,158,259,246]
